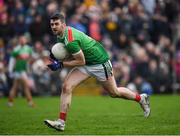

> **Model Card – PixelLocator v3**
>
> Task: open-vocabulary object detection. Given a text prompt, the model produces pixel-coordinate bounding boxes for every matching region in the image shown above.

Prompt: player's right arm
[47,41,85,71]
[8,57,16,74]
[63,49,85,67]
[63,41,85,67]
[8,48,17,77]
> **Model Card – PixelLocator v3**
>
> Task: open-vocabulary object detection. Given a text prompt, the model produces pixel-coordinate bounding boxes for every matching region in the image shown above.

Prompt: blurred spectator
[29,14,47,42]
[141,0,156,15]
[14,14,28,35]
[133,75,153,95]
[32,50,51,95]
[0,12,14,44]
[133,47,149,78]
[69,15,87,34]
[116,33,130,49]
[175,52,180,82]
[0,62,8,97]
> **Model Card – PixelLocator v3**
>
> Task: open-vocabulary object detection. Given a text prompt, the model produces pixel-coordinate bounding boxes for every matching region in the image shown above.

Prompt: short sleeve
[29,47,33,55]
[66,41,81,55]
[11,49,18,58]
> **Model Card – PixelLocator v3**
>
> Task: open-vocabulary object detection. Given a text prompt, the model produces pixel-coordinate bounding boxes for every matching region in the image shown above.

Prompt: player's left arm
[27,46,34,74]
[63,41,85,67]
[28,47,34,64]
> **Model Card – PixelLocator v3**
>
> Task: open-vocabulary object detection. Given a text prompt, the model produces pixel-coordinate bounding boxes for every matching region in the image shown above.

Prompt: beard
[52,29,62,36]
[52,30,58,35]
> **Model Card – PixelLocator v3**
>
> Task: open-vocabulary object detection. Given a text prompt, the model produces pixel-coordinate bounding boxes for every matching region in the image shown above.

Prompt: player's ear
[62,23,66,28]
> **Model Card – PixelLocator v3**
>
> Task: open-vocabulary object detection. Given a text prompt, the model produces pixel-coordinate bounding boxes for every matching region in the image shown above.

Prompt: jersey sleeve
[11,49,18,58]
[28,46,33,55]
[66,41,81,55]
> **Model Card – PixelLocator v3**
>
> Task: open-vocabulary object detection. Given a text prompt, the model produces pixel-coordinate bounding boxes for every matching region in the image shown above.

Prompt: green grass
[0,95,180,135]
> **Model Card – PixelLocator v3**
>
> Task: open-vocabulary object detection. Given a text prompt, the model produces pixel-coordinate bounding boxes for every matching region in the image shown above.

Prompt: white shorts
[13,71,28,80]
[77,60,113,81]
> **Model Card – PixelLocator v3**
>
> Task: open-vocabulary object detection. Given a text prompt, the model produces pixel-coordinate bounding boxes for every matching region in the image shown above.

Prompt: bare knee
[108,90,119,98]
[104,88,119,98]
[109,89,122,98]
[62,83,73,94]
[109,93,118,98]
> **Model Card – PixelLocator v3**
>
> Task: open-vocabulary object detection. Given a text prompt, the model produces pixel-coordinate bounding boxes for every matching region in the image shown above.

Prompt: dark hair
[50,12,65,23]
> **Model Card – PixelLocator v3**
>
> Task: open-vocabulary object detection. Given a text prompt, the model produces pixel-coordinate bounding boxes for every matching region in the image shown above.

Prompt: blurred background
[0,0,180,97]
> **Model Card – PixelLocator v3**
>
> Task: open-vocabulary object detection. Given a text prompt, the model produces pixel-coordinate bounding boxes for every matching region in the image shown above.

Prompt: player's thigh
[13,79,21,88]
[21,72,29,86]
[63,68,90,92]
[100,75,118,96]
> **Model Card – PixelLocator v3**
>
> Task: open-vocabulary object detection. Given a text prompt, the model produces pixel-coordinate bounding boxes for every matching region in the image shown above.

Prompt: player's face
[19,36,27,45]
[50,19,65,36]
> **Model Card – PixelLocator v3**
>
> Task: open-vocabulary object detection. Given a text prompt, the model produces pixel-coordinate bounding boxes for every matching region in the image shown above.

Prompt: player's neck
[58,27,67,38]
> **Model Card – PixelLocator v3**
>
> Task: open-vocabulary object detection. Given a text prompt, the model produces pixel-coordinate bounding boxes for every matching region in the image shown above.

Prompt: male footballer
[44,12,150,131]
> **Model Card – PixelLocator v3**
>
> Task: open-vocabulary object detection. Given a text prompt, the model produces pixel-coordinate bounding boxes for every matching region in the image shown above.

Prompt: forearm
[63,50,86,67]
[63,59,85,67]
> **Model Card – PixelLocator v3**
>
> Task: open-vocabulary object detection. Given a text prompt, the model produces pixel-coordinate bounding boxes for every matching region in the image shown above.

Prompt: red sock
[59,112,66,121]
[8,97,13,102]
[135,94,141,102]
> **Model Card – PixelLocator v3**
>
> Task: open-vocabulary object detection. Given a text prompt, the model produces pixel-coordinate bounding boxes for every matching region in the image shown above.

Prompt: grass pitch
[0,95,180,135]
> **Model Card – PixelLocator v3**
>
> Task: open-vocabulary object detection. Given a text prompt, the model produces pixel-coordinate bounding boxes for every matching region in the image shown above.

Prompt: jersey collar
[57,27,68,40]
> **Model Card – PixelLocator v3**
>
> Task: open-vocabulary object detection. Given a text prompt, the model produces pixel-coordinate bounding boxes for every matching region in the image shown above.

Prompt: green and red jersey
[57,27,109,65]
[11,45,32,72]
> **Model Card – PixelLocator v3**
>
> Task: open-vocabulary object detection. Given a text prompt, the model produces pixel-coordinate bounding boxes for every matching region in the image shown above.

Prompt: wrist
[61,61,64,67]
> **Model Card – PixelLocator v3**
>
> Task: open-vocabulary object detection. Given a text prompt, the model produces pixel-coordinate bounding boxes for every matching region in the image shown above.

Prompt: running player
[44,12,150,131]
